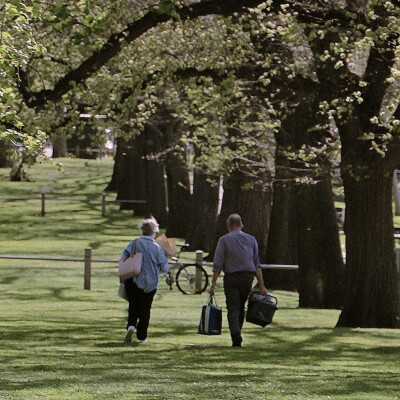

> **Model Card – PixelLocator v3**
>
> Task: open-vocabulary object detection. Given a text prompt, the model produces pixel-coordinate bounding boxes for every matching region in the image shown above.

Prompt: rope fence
[0,192,146,217]
[0,248,300,291]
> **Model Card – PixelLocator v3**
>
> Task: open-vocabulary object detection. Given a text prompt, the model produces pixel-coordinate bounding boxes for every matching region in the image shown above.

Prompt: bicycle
[165,243,209,295]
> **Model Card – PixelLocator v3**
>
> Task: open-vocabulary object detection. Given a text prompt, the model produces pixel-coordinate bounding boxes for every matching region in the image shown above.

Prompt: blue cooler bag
[198,295,222,335]
[246,292,278,327]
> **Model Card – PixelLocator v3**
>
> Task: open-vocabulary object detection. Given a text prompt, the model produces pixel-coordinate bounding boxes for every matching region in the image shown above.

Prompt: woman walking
[121,218,169,344]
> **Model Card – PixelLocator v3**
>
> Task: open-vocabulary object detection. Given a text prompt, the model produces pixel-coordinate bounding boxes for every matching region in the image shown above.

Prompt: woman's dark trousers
[124,279,156,341]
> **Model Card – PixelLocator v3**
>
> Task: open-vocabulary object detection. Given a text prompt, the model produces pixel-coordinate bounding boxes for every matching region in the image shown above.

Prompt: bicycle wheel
[175,263,209,295]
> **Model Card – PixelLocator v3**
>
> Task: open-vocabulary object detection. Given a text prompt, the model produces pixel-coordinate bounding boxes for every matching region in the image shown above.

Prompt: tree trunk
[104,137,127,193]
[393,171,400,216]
[161,115,191,238]
[213,170,272,260]
[52,132,67,158]
[296,179,345,309]
[143,124,168,225]
[115,129,167,224]
[337,168,400,327]
[264,179,298,291]
[265,176,345,307]
[9,162,24,181]
[164,159,191,238]
[66,125,98,159]
[0,142,12,168]
[186,170,219,253]
[106,107,193,232]
[265,97,344,302]
[115,139,141,210]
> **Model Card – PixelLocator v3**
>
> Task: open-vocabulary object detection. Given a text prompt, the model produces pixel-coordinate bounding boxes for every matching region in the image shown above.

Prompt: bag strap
[131,239,138,257]
[208,295,218,306]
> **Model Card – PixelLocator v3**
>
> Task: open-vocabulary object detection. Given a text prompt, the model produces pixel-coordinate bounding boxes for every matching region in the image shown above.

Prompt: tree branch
[19,0,390,113]
[361,33,399,123]
[19,0,268,110]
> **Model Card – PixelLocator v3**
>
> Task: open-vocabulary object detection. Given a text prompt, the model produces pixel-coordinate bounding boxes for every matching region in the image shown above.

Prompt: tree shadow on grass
[1,321,399,399]
[0,275,19,285]
[0,201,137,246]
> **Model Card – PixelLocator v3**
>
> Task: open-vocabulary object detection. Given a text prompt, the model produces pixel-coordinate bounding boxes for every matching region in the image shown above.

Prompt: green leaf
[158,0,174,15]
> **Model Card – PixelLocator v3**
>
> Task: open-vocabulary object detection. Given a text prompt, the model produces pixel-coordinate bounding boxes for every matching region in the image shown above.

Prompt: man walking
[209,214,267,347]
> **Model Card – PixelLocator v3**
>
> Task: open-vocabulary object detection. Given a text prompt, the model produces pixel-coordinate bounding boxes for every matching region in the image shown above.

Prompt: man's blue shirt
[213,228,260,274]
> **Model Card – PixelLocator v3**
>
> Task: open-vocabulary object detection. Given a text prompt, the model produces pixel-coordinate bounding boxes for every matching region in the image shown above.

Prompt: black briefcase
[246,292,278,327]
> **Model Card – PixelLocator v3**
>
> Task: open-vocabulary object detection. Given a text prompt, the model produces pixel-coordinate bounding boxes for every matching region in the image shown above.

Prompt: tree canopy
[2,0,398,178]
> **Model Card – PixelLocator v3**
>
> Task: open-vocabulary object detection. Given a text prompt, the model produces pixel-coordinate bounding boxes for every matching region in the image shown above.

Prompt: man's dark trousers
[223,271,254,340]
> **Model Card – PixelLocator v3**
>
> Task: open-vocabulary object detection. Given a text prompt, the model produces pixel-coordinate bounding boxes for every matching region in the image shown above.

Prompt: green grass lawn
[0,157,145,258]
[1,158,400,400]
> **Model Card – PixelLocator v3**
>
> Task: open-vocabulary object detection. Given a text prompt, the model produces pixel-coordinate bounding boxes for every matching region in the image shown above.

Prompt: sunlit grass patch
[1,158,400,399]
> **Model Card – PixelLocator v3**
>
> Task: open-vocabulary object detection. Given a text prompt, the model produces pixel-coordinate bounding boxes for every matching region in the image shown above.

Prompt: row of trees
[0,0,399,327]
[105,104,345,312]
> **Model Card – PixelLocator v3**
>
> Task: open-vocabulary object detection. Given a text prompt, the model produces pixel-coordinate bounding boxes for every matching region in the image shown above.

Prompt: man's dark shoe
[232,333,243,347]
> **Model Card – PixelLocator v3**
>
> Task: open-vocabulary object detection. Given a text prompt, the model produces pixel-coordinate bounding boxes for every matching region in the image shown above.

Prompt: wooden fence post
[84,247,92,290]
[195,250,204,294]
[102,192,106,217]
[41,193,46,216]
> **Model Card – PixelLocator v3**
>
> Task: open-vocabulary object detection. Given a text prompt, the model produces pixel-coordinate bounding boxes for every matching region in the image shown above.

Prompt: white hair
[139,217,159,235]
